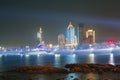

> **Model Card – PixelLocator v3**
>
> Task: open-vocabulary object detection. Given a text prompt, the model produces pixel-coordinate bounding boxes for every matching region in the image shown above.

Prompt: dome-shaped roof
[67,22,74,29]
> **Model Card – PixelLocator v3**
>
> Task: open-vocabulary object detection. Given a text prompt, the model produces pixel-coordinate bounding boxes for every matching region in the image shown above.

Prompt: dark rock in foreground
[65,63,120,73]
[16,63,120,74]
[16,65,68,74]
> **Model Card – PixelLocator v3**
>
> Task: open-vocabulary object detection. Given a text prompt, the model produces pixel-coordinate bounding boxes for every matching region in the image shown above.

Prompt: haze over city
[1,0,120,47]
[1,1,120,80]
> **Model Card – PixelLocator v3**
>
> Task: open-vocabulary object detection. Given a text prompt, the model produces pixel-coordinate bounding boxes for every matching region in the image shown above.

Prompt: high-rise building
[78,23,85,45]
[58,34,65,47]
[66,22,77,47]
[66,22,75,44]
[37,27,43,43]
[86,29,95,44]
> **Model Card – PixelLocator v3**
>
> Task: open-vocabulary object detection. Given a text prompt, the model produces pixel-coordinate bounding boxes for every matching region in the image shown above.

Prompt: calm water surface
[0,51,120,80]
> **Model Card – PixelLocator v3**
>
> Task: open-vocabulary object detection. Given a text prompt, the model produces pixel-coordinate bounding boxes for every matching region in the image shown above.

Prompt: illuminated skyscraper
[58,34,65,47]
[66,22,77,47]
[66,22,75,44]
[86,29,95,44]
[37,27,43,43]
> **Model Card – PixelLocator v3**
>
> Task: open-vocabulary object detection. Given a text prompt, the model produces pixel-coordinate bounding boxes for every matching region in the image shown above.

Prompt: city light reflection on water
[108,53,115,65]
[0,51,120,80]
[0,54,3,70]
[0,52,118,72]
[54,54,61,67]
[87,53,95,63]
[37,54,40,64]
[65,54,77,64]
[20,54,23,57]
[0,54,2,58]
[25,54,30,65]
[36,54,45,65]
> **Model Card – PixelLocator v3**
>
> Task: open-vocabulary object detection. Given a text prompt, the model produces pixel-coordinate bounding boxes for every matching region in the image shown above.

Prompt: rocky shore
[65,63,120,73]
[16,65,68,74]
[0,64,120,80]
[16,64,120,74]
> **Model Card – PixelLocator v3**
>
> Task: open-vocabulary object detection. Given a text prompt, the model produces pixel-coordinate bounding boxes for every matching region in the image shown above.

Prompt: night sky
[1,0,120,47]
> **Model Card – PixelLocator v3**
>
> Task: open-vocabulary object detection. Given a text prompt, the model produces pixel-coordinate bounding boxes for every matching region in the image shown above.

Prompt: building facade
[78,23,85,45]
[86,29,95,44]
[66,22,77,47]
[37,27,43,43]
[58,34,65,47]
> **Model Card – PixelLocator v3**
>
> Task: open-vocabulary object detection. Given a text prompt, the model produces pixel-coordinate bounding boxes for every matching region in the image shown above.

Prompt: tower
[86,29,95,44]
[78,23,85,45]
[37,27,43,44]
[58,34,65,47]
[66,22,75,44]
[66,22,77,47]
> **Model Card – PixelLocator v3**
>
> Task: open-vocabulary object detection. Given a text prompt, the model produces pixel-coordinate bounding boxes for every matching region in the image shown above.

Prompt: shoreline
[15,63,120,74]
[1,63,120,74]
[0,64,120,80]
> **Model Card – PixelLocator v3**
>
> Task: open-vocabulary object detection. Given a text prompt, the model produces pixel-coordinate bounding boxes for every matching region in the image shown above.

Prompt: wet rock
[103,78,112,80]
[73,78,79,80]
[56,78,64,80]
[16,65,68,74]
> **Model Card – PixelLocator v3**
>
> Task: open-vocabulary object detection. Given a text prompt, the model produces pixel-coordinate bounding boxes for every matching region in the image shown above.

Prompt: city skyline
[1,0,120,47]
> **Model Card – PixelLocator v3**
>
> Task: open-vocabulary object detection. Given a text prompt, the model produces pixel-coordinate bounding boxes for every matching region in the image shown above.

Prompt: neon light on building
[66,22,75,44]
[86,29,95,44]
[37,27,43,43]
[58,34,65,47]
[66,22,77,47]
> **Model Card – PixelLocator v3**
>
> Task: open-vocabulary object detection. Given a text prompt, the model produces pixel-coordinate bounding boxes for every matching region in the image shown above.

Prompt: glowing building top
[37,27,43,43]
[86,29,95,44]
[67,22,74,29]
[39,27,42,34]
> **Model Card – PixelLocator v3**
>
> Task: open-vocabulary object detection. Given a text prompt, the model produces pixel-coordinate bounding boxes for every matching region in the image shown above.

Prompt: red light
[107,40,114,44]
